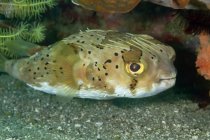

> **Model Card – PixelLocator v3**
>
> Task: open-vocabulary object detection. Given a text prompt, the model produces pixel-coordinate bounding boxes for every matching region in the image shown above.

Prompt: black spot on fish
[140,52,143,57]
[53,60,56,63]
[95,45,104,49]
[130,79,138,90]
[97,38,100,40]
[98,77,101,81]
[45,62,49,65]
[160,49,163,52]
[104,59,112,64]
[103,65,106,69]
[105,73,108,76]
[71,44,78,54]
[46,72,49,74]
[95,62,98,66]
[33,77,36,80]
[33,72,36,75]
[44,67,47,70]
[90,34,94,36]
[46,54,49,57]
[88,51,91,54]
[77,40,80,43]
[98,68,100,71]
[122,56,124,61]
[41,75,44,77]
[114,52,118,56]
[60,67,63,70]
[81,41,85,43]
[83,64,85,66]
[115,65,119,69]
[80,48,83,51]
[92,77,95,81]
[121,49,126,53]
[28,69,31,71]
[37,67,40,70]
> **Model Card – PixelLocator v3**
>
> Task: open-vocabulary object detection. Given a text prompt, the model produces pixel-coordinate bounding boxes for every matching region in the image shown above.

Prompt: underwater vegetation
[0,0,56,19]
[0,0,56,57]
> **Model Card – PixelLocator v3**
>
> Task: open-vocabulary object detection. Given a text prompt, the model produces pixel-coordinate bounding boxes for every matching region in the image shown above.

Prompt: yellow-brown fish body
[2,30,176,99]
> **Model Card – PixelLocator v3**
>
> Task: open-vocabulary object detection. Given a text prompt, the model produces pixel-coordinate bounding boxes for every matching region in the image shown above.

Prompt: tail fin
[4,39,42,57]
[0,54,7,72]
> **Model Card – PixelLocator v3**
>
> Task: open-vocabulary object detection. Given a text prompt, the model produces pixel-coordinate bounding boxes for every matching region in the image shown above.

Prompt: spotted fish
[0,30,176,99]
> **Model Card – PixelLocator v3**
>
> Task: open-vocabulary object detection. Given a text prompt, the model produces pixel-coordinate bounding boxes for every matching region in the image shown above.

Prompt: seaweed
[0,0,56,58]
[0,0,56,19]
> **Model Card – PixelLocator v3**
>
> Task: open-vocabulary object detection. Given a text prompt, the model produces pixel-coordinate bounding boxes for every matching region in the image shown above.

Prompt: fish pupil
[130,63,140,72]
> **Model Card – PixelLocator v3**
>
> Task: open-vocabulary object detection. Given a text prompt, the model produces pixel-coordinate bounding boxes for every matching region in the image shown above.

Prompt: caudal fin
[4,39,43,57]
[0,53,7,72]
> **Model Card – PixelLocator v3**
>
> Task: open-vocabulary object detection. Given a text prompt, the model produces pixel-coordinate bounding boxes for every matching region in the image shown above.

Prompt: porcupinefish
[0,30,176,99]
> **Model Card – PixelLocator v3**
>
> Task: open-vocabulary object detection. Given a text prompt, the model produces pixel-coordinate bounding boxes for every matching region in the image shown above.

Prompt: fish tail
[0,53,7,72]
[4,39,43,57]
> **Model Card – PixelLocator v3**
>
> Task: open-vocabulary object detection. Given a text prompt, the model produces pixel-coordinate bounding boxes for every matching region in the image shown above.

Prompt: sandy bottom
[0,74,210,140]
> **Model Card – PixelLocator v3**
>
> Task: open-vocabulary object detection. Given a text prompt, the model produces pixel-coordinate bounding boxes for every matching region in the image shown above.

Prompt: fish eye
[126,62,144,75]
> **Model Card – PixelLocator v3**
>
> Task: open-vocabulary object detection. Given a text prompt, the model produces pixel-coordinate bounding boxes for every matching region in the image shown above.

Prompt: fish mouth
[157,76,176,88]
[160,77,176,80]
[158,77,176,83]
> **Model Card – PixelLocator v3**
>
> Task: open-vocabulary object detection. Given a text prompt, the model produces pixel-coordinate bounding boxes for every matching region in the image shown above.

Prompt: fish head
[119,38,176,98]
[102,35,177,98]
